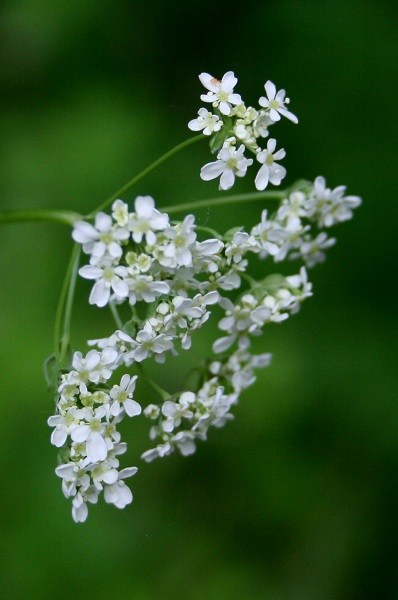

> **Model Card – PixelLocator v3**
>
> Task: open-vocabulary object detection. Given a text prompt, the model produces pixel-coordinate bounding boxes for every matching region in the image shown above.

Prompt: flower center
[118,391,128,404]
[226,158,238,170]
[99,232,113,244]
[103,267,115,281]
[218,90,229,103]
[90,418,100,432]
[269,99,280,110]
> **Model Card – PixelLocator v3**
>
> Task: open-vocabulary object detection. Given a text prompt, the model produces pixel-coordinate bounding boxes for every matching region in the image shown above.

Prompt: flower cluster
[188,72,299,190]
[47,348,141,522]
[48,168,360,520]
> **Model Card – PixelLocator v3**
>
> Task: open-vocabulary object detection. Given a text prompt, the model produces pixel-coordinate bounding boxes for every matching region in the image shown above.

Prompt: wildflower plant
[0,71,361,522]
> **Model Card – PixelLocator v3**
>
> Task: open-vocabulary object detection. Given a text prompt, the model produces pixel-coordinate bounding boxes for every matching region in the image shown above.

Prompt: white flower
[109,374,141,417]
[79,264,129,307]
[55,461,90,498]
[71,487,99,523]
[161,215,197,268]
[48,407,84,447]
[144,404,160,419]
[171,431,197,456]
[277,191,309,228]
[141,442,173,462]
[306,176,362,227]
[127,274,170,305]
[298,232,336,267]
[90,461,119,490]
[132,322,174,363]
[192,238,224,273]
[71,406,109,462]
[259,81,298,124]
[72,212,129,260]
[250,209,289,258]
[69,348,117,390]
[103,467,138,509]
[194,385,234,431]
[188,108,222,135]
[161,392,195,433]
[199,71,242,116]
[201,143,253,191]
[128,196,169,245]
[111,199,129,226]
[254,139,286,191]
[253,111,273,138]
[224,232,251,265]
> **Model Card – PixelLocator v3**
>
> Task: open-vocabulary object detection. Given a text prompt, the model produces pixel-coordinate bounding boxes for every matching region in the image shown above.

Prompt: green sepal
[183,365,206,393]
[287,179,312,195]
[43,353,59,390]
[57,446,71,464]
[250,273,287,300]
[223,226,244,241]
[123,318,138,339]
[44,342,73,392]
[209,127,230,154]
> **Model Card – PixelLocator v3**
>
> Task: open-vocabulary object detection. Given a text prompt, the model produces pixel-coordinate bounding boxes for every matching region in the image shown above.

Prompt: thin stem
[109,301,124,330]
[60,245,81,365]
[162,190,286,215]
[240,272,258,288]
[195,225,223,239]
[54,244,81,366]
[136,363,170,402]
[0,209,81,226]
[92,135,204,215]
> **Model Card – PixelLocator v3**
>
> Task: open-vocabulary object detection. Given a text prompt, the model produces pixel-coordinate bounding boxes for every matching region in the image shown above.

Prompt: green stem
[0,209,81,226]
[54,244,81,366]
[240,272,258,288]
[92,134,204,215]
[136,363,170,402]
[163,190,286,215]
[195,225,223,239]
[109,301,124,330]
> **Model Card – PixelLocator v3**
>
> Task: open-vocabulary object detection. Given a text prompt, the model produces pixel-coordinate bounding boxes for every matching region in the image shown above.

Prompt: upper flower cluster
[188,71,298,191]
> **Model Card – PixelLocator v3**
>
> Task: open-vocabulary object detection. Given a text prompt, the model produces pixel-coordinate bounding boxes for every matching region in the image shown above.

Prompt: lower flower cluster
[48,350,141,522]
[48,177,360,522]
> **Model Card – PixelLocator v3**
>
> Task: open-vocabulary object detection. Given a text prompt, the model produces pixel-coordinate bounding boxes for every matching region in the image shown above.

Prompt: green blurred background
[0,1,397,598]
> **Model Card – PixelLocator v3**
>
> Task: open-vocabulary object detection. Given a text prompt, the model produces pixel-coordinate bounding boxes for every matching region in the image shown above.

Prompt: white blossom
[109,374,141,417]
[161,215,197,268]
[188,108,222,135]
[72,212,129,260]
[127,274,170,305]
[199,71,242,116]
[259,80,298,124]
[297,232,336,267]
[48,407,84,448]
[305,176,362,228]
[201,143,253,191]
[78,264,129,307]
[103,467,137,509]
[254,138,286,190]
[71,406,109,462]
[128,195,169,245]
